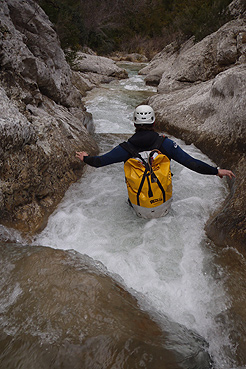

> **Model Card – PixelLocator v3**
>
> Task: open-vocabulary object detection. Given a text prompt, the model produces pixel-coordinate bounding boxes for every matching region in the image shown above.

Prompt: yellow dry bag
[120,138,172,209]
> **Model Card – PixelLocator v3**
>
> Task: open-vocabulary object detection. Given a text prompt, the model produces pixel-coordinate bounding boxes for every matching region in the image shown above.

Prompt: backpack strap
[155,177,166,202]
[120,141,142,159]
[137,168,148,205]
[120,135,167,206]
[154,135,166,150]
[119,141,149,168]
[120,134,166,161]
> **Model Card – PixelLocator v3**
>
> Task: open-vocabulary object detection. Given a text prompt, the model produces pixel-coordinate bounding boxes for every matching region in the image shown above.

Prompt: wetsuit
[84,131,218,175]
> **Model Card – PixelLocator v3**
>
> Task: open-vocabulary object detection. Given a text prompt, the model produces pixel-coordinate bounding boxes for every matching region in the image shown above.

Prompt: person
[76,105,235,217]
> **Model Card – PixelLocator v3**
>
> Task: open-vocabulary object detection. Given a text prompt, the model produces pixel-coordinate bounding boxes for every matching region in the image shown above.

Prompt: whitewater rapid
[35,63,237,368]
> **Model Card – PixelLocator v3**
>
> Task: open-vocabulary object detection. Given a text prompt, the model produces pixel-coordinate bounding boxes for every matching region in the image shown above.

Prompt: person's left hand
[76,151,88,162]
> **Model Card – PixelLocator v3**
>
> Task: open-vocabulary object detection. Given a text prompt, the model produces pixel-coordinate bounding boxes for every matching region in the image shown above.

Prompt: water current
[33,63,244,368]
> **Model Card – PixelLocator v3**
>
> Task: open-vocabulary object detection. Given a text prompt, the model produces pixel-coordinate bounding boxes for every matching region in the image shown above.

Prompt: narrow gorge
[0,1,246,368]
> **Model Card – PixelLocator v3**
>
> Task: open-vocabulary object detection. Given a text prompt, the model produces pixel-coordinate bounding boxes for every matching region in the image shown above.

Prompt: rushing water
[34,63,242,368]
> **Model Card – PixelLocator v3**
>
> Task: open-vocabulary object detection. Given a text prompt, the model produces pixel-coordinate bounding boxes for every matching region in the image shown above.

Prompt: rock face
[0,243,212,369]
[1,0,80,108]
[139,37,196,87]
[0,0,99,235]
[140,19,246,91]
[111,52,149,62]
[72,52,128,92]
[0,0,128,236]
[141,10,246,250]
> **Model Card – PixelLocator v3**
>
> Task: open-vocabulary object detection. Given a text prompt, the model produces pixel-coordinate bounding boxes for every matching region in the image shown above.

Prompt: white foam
[36,66,236,368]
[36,143,231,351]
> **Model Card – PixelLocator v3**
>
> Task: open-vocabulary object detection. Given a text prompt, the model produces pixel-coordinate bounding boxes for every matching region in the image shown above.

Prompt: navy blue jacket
[84,131,218,175]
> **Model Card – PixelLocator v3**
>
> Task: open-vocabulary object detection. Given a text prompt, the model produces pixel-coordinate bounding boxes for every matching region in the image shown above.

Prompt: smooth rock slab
[0,244,212,369]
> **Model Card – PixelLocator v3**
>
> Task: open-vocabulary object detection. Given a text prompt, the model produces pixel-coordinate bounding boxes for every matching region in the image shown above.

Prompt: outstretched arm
[162,138,235,179]
[75,145,129,167]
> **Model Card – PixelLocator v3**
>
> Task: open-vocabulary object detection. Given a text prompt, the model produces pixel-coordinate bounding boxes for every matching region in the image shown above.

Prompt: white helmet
[133,105,155,125]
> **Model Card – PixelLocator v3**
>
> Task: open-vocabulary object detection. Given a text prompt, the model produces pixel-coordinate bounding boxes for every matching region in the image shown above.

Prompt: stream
[1,63,245,368]
[34,63,245,368]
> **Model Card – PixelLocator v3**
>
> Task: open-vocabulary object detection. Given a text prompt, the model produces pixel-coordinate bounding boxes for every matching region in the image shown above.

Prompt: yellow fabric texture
[124,152,172,208]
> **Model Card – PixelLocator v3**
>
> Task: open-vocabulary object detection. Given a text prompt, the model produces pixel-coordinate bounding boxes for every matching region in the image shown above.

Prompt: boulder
[72,52,128,87]
[0,0,98,235]
[139,38,195,87]
[0,87,98,235]
[0,243,212,369]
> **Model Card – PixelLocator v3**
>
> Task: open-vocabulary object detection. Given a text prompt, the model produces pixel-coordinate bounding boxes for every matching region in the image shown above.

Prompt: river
[1,63,245,368]
[33,63,245,368]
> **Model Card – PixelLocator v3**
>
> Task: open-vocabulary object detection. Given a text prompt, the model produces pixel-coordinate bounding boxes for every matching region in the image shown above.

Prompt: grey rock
[0,0,81,107]
[143,4,246,250]
[0,87,35,152]
[111,52,149,62]
[140,19,246,93]
[0,0,98,234]
[72,52,128,84]
[229,0,246,18]
[148,64,246,249]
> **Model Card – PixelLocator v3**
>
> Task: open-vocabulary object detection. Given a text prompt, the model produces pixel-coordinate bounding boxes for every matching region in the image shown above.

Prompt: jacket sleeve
[84,145,130,167]
[161,138,218,175]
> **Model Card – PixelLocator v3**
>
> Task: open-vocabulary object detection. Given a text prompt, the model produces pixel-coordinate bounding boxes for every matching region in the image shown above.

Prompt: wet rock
[212,244,246,364]
[0,243,212,369]
[0,0,98,235]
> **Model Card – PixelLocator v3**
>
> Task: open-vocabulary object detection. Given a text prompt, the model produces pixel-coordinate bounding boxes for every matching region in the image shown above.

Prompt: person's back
[119,126,173,218]
[76,105,235,218]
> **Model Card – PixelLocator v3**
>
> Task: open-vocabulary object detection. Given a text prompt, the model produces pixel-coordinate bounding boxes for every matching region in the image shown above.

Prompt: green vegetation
[37,0,232,57]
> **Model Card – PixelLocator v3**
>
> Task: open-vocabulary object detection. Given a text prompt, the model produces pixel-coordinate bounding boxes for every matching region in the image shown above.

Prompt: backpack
[120,136,172,217]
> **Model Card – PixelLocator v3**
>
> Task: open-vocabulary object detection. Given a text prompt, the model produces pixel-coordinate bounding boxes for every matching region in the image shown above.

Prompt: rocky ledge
[140,2,246,251]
